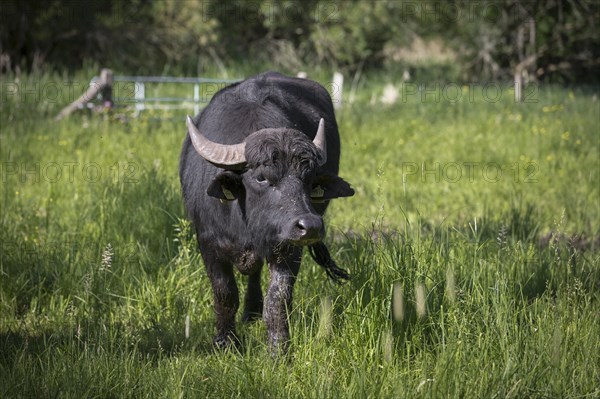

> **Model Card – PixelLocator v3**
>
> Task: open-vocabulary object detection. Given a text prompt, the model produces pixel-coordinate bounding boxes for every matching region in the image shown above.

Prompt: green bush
[1,1,598,80]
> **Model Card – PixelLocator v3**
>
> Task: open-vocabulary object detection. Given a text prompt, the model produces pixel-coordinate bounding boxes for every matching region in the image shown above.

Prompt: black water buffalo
[179,71,354,353]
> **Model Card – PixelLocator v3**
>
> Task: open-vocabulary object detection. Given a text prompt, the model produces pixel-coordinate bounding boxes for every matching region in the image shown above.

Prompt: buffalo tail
[308,242,350,283]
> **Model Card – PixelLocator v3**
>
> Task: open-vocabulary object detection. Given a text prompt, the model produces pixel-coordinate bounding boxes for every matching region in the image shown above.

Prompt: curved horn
[313,118,327,166]
[186,116,246,169]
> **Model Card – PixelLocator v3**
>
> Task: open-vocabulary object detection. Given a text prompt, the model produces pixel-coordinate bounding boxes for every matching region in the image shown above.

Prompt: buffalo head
[186,116,354,255]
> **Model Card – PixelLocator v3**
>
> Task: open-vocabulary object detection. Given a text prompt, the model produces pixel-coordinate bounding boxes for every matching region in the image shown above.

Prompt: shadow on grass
[0,319,219,368]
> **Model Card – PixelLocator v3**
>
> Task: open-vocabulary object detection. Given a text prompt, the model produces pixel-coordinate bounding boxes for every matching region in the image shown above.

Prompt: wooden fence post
[514,55,535,103]
[332,71,343,110]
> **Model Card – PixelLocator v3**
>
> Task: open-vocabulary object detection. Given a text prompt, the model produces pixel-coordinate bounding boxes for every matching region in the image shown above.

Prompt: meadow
[1,69,599,398]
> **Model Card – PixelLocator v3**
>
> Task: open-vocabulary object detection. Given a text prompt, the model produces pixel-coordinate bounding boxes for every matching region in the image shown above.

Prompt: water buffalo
[179,71,354,353]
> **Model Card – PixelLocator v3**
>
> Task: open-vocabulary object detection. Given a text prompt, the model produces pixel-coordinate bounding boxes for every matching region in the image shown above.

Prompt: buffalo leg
[264,247,301,353]
[201,248,239,349]
[242,268,263,322]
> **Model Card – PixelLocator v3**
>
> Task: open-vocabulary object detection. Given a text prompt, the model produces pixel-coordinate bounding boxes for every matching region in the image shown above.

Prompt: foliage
[1,1,598,81]
[442,0,600,81]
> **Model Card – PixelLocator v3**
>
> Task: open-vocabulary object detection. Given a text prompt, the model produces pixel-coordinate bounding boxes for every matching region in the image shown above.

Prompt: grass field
[1,70,599,398]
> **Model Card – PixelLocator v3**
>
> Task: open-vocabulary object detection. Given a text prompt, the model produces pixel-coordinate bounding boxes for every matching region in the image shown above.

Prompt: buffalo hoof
[241,310,262,323]
[213,332,240,351]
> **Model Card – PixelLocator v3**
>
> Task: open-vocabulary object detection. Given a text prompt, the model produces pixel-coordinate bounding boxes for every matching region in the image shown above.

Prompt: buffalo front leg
[202,251,240,349]
[264,247,301,354]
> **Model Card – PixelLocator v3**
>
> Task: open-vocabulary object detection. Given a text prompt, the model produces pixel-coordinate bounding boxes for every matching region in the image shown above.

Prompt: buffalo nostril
[294,216,324,241]
[296,220,307,236]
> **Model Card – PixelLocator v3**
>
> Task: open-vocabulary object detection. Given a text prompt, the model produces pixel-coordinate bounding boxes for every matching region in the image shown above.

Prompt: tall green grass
[1,71,598,398]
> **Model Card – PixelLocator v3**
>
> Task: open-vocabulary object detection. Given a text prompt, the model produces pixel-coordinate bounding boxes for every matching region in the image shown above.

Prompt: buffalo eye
[255,174,268,185]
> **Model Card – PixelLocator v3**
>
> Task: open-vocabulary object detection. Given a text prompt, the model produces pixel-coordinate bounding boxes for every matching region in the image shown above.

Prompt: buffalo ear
[207,171,244,201]
[312,175,355,202]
